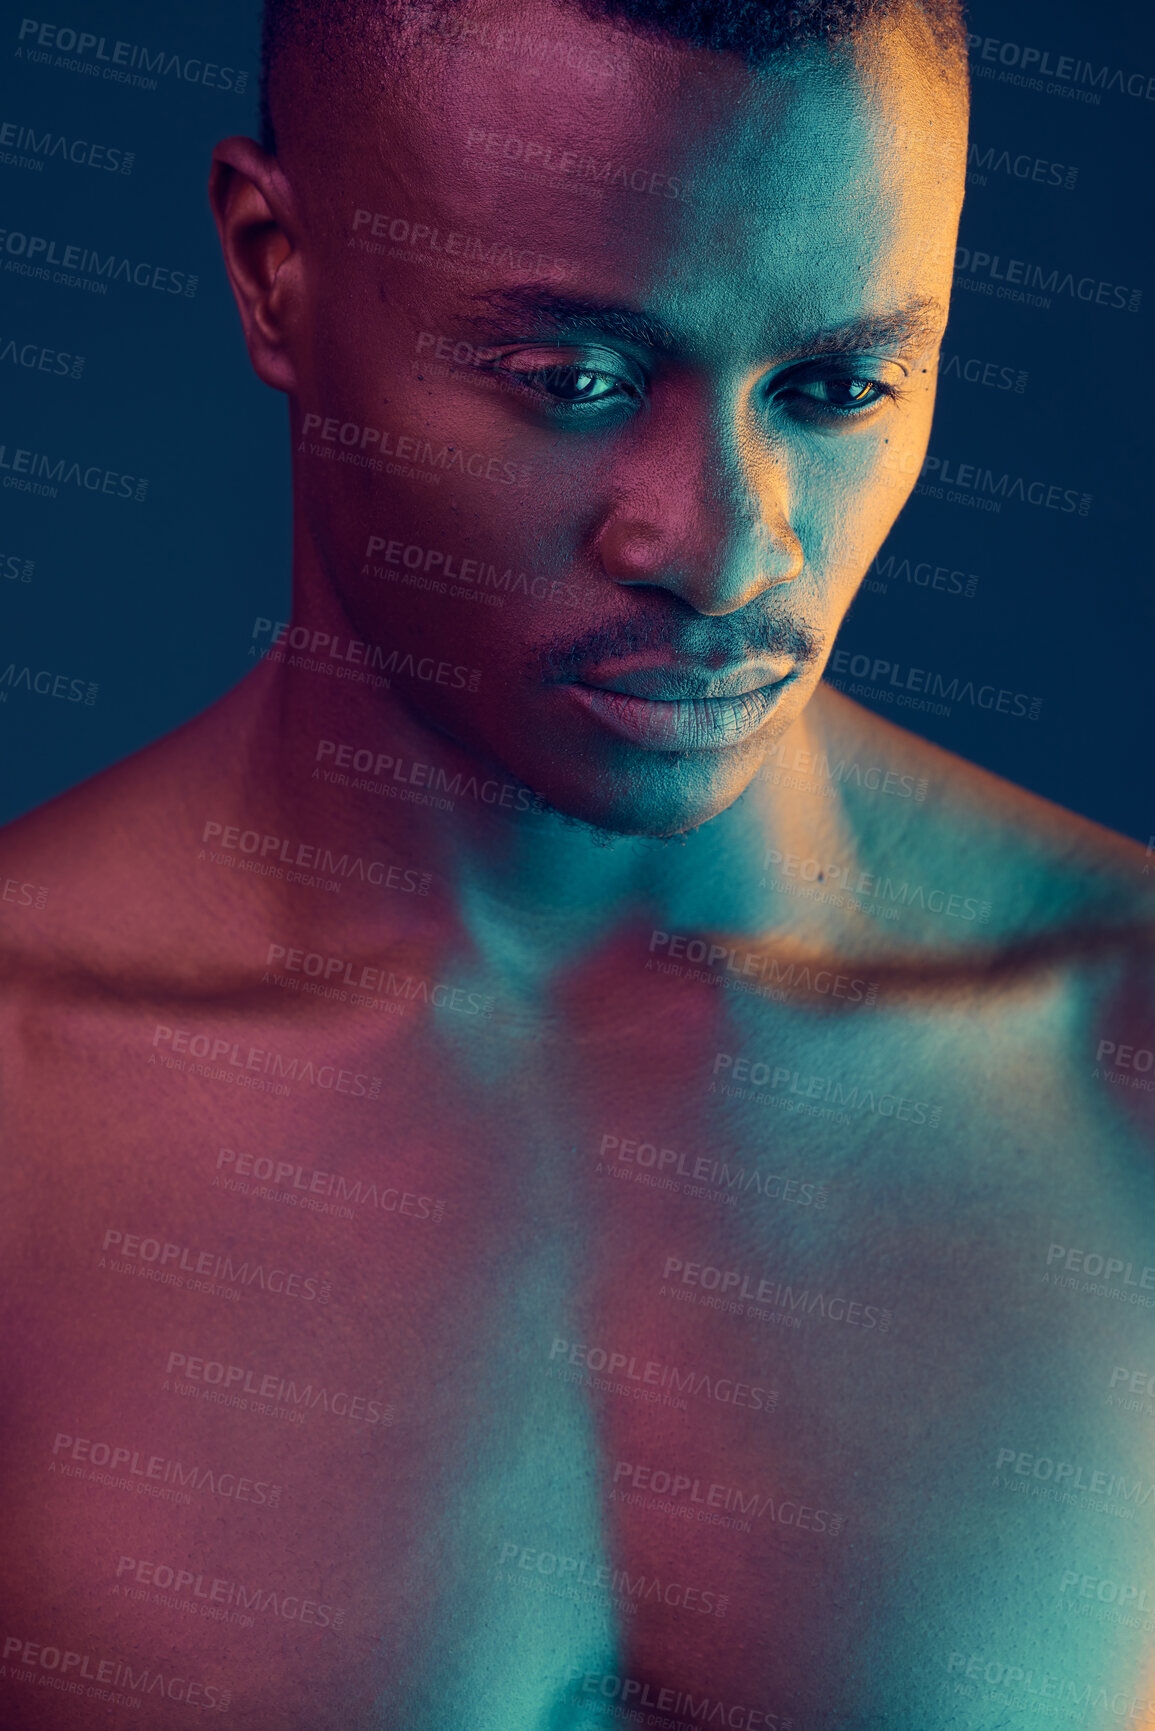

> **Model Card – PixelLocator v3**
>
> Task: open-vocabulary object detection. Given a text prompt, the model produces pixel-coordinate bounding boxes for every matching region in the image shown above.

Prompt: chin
[537,758,753,842]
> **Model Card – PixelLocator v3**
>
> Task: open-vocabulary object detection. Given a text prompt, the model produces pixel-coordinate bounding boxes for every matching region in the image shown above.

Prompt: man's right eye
[487,346,646,416]
[518,363,625,403]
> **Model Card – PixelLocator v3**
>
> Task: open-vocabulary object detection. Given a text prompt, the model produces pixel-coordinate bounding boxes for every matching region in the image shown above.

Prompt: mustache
[534,611,823,683]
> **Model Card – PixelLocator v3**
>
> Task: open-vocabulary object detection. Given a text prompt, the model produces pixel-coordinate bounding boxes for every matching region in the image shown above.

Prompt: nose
[593,379,803,614]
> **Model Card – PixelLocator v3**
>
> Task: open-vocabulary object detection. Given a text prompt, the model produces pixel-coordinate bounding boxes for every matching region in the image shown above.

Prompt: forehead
[329,0,966,346]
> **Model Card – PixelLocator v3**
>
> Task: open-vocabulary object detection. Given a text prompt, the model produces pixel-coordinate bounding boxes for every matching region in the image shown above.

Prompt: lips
[575,656,796,703]
[565,669,795,751]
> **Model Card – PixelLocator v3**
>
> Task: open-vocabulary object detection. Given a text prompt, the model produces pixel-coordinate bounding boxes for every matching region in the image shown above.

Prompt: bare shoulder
[0,671,275,1001]
[798,689,1155,1142]
[808,682,1154,950]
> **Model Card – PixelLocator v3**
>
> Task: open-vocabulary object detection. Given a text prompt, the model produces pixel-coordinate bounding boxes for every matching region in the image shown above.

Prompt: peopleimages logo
[0,438,147,501]
[50,1429,280,1507]
[936,353,1027,395]
[0,119,134,173]
[299,411,530,487]
[647,929,875,1005]
[0,664,96,704]
[352,210,569,281]
[764,733,929,799]
[760,848,990,925]
[497,1542,728,1618]
[100,1226,332,1305]
[598,1132,828,1208]
[0,228,197,296]
[966,33,1155,104]
[569,1665,790,1729]
[662,1253,893,1332]
[712,1053,943,1126]
[315,738,551,816]
[252,616,482,694]
[0,336,84,379]
[1045,1242,1155,1290]
[200,818,430,895]
[966,142,1077,191]
[165,1351,394,1425]
[994,1445,1155,1509]
[115,1552,346,1629]
[262,943,494,1017]
[149,1022,383,1099]
[826,649,1043,723]
[945,1650,1152,1718]
[422,12,629,83]
[462,126,697,201]
[2,1632,231,1713]
[364,533,579,606]
[888,445,1093,516]
[954,245,1141,314]
[548,1335,775,1413]
[15,19,249,93]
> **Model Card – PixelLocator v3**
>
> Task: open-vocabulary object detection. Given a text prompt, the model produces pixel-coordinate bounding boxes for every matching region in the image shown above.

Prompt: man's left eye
[790,376,892,411]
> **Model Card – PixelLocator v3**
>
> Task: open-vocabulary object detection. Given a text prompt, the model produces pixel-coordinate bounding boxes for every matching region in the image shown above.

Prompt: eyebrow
[466,286,947,362]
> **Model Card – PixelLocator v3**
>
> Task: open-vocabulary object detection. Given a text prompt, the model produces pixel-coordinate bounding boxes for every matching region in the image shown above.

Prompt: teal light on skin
[0,4,1151,1730]
[209,0,968,990]
[171,3,1155,1723]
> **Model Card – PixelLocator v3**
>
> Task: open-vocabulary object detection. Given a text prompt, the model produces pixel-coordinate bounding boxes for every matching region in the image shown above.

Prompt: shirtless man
[1,0,1152,1724]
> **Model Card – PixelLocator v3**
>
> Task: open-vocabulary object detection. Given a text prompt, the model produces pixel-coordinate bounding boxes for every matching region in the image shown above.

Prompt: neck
[234,579,851,985]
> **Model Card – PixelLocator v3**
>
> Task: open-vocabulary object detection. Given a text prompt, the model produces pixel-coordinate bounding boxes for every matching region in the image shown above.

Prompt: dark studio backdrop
[0,0,1152,841]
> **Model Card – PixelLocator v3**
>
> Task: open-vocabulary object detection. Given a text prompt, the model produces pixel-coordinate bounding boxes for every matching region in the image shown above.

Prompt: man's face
[281,0,966,836]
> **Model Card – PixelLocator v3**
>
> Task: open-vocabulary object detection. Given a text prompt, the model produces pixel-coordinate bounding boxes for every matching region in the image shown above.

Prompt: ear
[209,137,305,395]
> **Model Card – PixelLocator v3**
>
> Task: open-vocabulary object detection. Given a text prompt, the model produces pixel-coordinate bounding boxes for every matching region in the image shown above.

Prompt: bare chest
[4,987,1155,1730]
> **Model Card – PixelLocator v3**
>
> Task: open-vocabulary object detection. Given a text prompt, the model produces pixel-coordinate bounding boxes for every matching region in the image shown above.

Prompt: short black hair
[260,0,968,156]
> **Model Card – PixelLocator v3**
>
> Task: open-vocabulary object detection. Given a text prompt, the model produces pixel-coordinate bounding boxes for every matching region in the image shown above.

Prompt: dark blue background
[1,0,1151,839]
